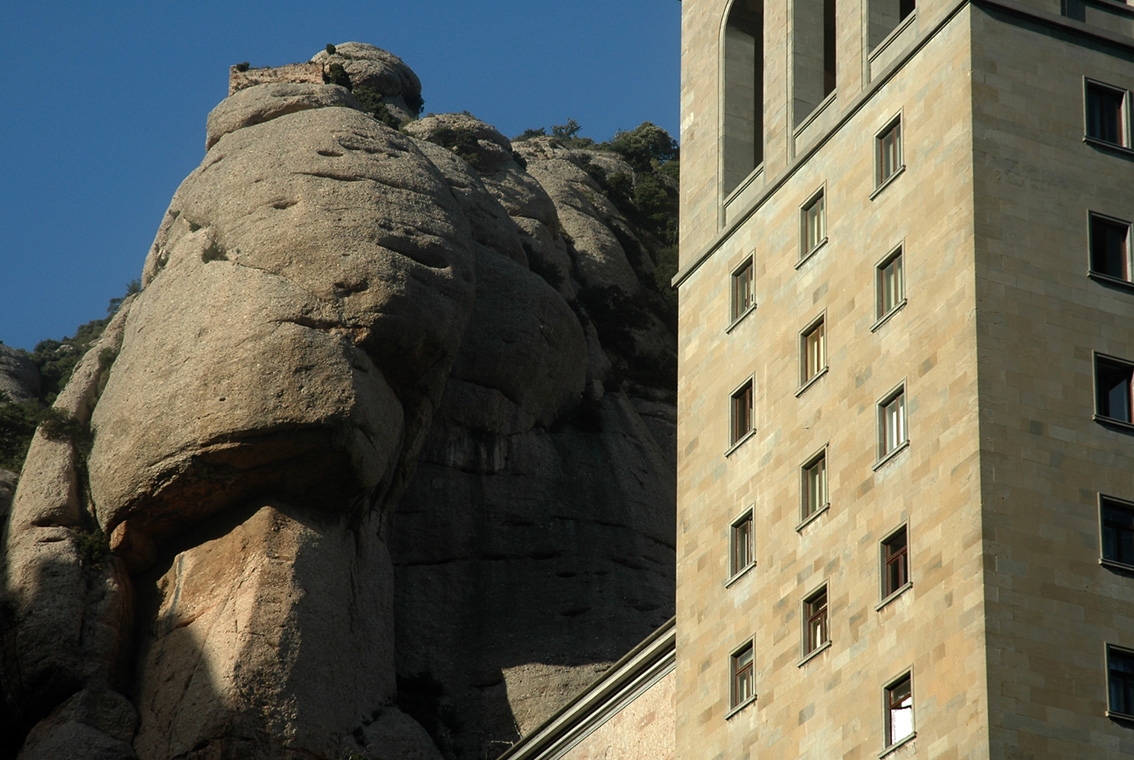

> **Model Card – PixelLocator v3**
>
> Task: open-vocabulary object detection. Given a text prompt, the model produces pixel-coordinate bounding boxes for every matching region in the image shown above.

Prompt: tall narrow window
[803,586,829,655]
[884,673,915,746]
[1086,80,1128,148]
[1096,354,1134,424]
[731,379,755,446]
[878,385,907,459]
[801,450,828,521]
[731,257,755,322]
[731,642,756,709]
[1101,496,1134,568]
[801,189,826,257]
[800,317,827,386]
[875,117,902,187]
[1108,645,1134,719]
[876,247,905,320]
[1090,213,1131,282]
[792,0,837,125]
[823,0,836,95]
[730,508,755,577]
[723,0,765,194]
[881,526,909,598]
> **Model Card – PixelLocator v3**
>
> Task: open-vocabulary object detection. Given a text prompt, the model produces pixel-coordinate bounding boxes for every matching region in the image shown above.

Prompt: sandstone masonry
[677,0,1134,757]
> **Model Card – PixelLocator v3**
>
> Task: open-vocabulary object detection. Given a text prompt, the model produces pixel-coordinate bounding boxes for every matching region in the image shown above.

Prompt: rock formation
[0,43,675,760]
[0,345,40,406]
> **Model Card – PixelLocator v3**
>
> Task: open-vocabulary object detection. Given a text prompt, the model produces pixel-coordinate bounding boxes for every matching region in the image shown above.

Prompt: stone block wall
[228,62,324,95]
[676,8,990,757]
[970,7,1134,756]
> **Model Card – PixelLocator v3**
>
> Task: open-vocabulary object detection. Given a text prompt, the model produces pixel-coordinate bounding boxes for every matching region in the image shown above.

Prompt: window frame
[876,382,909,466]
[874,114,904,191]
[800,583,830,662]
[883,670,916,751]
[798,313,828,391]
[798,446,829,529]
[728,376,756,451]
[1088,211,1133,288]
[730,254,757,326]
[1094,352,1134,429]
[1100,494,1134,571]
[1085,78,1131,151]
[879,524,911,605]
[799,186,828,262]
[728,506,756,582]
[873,244,906,329]
[1107,644,1134,721]
[729,639,757,714]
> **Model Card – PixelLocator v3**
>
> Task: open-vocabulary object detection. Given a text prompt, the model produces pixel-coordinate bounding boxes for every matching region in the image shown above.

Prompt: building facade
[675,0,1134,756]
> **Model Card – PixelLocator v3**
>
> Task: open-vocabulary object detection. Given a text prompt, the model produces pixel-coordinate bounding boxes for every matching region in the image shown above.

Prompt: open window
[876,246,905,322]
[731,255,756,322]
[802,585,829,656]
[730,641,756,710]
[730,507,756,578]
[881,525,910,599]
[884,672,915,747]
[877,384,907,461]
[800,449,828,523]
[800,315,827,388]
[730,378,755,447]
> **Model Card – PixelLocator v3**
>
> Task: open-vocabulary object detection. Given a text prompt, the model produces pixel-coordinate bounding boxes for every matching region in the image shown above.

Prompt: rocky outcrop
[205,81,361,149]
[392,114,676,760]
[0,345,40,405]
[312,42,423,123]
[1,43,675,760]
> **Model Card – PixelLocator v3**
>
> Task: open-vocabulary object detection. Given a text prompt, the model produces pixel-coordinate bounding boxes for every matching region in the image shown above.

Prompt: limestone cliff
[0,43,675,760]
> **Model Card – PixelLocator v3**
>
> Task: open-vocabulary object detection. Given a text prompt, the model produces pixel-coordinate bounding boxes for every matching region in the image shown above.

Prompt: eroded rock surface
[0,345,40,405]
[2,43,675,760]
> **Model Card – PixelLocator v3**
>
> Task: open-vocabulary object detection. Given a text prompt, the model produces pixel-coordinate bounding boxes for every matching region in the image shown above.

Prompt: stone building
[672,0,1134,756]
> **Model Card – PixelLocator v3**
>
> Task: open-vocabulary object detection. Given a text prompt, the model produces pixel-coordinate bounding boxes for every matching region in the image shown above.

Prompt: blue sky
[0,1,679,351]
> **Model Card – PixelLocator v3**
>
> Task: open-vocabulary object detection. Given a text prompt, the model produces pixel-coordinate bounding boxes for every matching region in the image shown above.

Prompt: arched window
[723,0,764,195]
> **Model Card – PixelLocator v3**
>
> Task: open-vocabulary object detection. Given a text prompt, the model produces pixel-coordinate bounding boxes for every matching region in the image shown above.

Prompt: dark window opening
[1090,213,1131,282]
[1096,355,1133,424]
[882,527,909,597]
[724,0,765,194]
[1102,497,1134,567]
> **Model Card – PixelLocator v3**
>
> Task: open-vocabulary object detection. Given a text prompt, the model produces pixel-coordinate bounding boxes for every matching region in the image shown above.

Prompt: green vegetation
[607,122,678,172]
[0,400,39,472]
[428,125,485,169]
[405,90,425,117]
[234,62,251,72]
[511,120,680,390]
[324,63,422,126]
[352,86,402,129]
[325,63,352,89]
[0,281,138,475]
[326,43,337,56]
[75,528,110,567]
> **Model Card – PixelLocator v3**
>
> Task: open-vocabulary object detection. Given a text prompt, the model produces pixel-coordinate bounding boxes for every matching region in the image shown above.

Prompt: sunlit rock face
[1,43,675,760]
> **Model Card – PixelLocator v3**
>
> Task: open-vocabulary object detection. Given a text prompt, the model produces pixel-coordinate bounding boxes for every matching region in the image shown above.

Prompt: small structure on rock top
[228,61,325,95]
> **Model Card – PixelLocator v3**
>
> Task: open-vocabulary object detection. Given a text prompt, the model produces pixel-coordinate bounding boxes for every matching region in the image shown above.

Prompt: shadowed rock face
[0,43,674,760]
[0,346,40,405]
